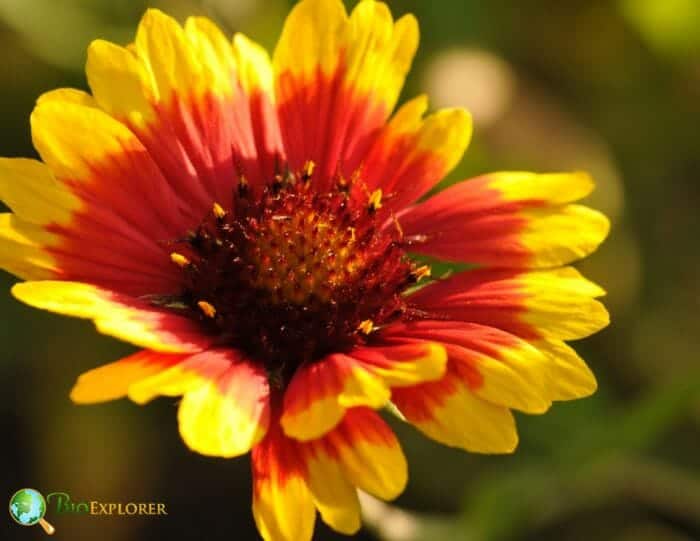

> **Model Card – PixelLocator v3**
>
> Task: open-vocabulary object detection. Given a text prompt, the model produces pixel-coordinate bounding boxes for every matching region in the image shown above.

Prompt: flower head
[0,1,609,539]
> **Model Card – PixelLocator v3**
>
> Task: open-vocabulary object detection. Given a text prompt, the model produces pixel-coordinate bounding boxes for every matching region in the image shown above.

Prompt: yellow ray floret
[520,267,609,340]
[0,214,57,280]
[395,377,519,454]
[281,355,391,441]
[274,0,418,113]
[11,281,206,353]
[303,443,361,534]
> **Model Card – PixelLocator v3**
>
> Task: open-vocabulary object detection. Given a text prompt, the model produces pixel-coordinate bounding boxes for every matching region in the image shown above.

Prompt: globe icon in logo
[9,488,55,534]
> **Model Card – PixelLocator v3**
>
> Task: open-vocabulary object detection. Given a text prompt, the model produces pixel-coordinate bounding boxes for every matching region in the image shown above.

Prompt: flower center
[159,165,429,385]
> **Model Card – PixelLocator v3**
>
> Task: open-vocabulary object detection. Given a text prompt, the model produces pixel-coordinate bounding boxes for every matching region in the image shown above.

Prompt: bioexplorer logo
[46,492,168,516]
[9,489,168,534]
[8,488,55,535]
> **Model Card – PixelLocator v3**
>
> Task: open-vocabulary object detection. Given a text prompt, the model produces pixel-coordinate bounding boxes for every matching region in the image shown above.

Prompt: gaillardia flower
[0,1,609,539]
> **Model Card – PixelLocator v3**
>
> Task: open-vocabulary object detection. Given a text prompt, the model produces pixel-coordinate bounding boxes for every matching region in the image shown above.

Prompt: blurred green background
[1,0,699,540]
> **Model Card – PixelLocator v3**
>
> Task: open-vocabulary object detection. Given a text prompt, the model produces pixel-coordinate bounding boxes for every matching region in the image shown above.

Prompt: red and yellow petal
[70,349,188,404]
[302,409,406,531]
[301,439,361,535]
[355,95,472,212]
[281,353,390,441]
[280,341,446,442]
[31,99,183,234]
[87,9,233,117]
[176,351,271,458]
[274,0,419,182]
[252,407,406,541]
[350,340,448,388]
[71,346,271,458]
[86,8,283,212]
[392,370,518,453]
[0,158,80,280]
[398,171,610,268]
[29,97,185,295]
[381,321,553,414]
[252,422,316,541]
[325,408,407,500]
[409,267,610,341]
[120,349,270,457]
[126,349,230,403]
[11,281,211,353]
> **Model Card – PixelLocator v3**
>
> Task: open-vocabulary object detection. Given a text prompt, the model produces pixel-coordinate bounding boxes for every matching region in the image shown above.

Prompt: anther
[272,173,286,192]
[337,176,350,193]
[186,230,203,248]
[368,189,383,212]
[302,160,315,181]
[358,319,375,335]
[170,252,191,268]
[411,265,431,282]
[212,202,226,220]
[238,175,249,196]
[197,300,217,318]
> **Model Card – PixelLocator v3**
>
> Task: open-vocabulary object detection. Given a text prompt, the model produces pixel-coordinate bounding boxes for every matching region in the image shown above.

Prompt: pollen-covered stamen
[197,300,217,318]
[358,319,375,335]
[170,252,191,268]
[368,189,383,212]
[411,265,432,282]
[212,202,227,220]
[164,165,426,384]
[301,160,315,181]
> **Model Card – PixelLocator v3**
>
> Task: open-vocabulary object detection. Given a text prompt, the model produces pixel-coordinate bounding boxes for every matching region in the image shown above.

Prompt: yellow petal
[31,100,141,183]
[134,9,204,102]
[521,267,610,340]
[233,33,275,96]
[253,475,315,541]
[86,38,156,125]
[184,16,237,97]
[393,374,519,454]
[353,341,448,388]
[489,171,595,205]
[520,204,611,268]
[274,0,418,113]
[70,350,186,404]
[0,157,80,225]
[343,0,419,111]
[0,214,57,280]
[274,0,348,79]
[535,338,598,401]
[329,408,407,500]
[177,352,270,458]
[445,340,552,414]
[303,442,361,535]
[252,431,316,541]
[410,107,472,174]
[36,88,98,108]
[12,281,209,353]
